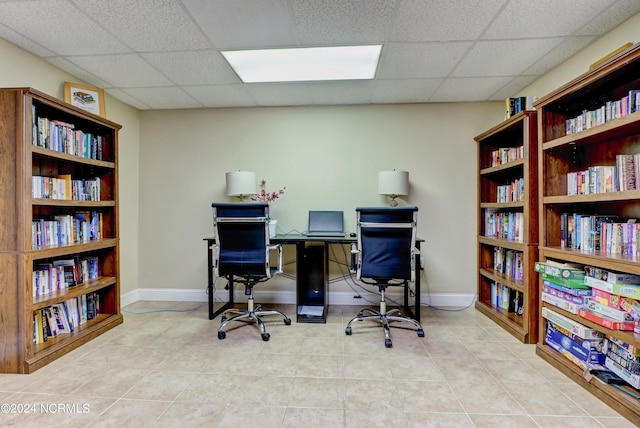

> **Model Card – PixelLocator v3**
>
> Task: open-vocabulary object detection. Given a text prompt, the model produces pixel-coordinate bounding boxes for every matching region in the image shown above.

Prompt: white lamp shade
[378,170,409,196]
[226,171,257,196]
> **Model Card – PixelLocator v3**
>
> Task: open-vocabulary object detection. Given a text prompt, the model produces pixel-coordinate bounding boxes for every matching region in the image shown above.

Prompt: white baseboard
[121,288,476,309]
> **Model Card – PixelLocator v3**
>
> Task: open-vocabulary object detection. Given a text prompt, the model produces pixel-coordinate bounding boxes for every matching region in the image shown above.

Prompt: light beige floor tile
[480,358,549,383]
[467,414,539,427]
[595,416,638,427]
[69,367,151,398]
[433,357,496,383]
[288,377,345,408]
[346,407,408,428]
[152,402,227,427]
[395,380,464,413]
[501,381,588,416]
[283,407,345,427]
[248,352,301,377]
[296,355,343,378]
[406,412,473,427]
[175,372,245,404]
[88,398,170,428]
[229,375,293,407]
[217,405,285,428]
[449,380,526,414]
[388,356,445,381]
[554,381,622,418]
[343,356,392,380]
[530,415,611,427]
[123,370,197,401]
[344,378,402,411]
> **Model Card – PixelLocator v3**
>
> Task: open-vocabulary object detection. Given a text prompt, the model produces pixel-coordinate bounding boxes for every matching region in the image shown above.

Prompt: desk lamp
[226,170,257,201]
[378,170,409,207]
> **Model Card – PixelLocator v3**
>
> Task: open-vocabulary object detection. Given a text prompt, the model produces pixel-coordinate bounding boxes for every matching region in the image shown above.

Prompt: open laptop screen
[307,211,344,236]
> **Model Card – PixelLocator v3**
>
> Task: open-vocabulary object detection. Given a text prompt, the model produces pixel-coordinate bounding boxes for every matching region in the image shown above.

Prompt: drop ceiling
[0,0,638,110]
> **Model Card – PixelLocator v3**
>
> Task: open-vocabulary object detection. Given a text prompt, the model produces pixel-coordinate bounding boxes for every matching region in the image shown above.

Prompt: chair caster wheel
[221,315,228,322]
[417,329,425,337]
[385,339,392,348]
[345,327,352,335]
[261,333,270,341]
[218,331,226,340]
[284,318,292,325]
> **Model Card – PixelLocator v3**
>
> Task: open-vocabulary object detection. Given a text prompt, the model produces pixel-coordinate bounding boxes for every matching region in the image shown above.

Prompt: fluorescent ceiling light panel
[221,45,382,83]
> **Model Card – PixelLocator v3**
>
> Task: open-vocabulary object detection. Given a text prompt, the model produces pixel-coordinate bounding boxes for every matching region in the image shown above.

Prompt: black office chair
[212,202,291,341]
[345,206,424,348]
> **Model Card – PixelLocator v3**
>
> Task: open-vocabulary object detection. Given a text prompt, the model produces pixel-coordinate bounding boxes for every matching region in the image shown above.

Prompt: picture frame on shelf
[63,82,106,118]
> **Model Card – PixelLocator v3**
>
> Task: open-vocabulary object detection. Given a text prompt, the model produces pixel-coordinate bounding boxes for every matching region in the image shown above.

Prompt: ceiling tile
[371,79,443,104]
[575,0,640,36]
[72,0,211,51]
[182,84,257,108]
[391,0,507,41]
[523,36,595,75]
[378,42,473,79]
[489,75,539,100]
[141,50,239,85]
[309,80,375,105]
[452,38,564,77]
[181,0,294,49]
[430,77,513,102]
[0,0,130,55]
[120,86,203,110]
[245,83,314,107]
[290,0,398,45]
[105,88,152,110]
[0,22,55,57]
[483,0,616,39]
[67,54,174,87]
[45,57,112,88]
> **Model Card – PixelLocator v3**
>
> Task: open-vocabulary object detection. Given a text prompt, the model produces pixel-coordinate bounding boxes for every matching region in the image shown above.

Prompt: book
[51,304,71,333]
[578,307,635,330]
[44,306,59,338]
[52,259,77,287]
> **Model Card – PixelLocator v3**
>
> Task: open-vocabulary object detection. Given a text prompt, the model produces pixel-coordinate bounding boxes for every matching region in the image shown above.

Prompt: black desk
[204,234,422,323]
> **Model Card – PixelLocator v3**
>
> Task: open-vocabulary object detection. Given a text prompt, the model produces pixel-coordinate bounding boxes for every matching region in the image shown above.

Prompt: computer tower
[296,242,327,322]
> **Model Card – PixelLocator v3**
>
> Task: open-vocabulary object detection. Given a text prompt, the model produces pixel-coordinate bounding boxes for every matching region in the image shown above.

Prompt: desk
[204,234,422,323]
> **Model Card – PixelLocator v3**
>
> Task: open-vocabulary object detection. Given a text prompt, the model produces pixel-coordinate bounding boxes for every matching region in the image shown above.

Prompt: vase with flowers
[251,179,286,237]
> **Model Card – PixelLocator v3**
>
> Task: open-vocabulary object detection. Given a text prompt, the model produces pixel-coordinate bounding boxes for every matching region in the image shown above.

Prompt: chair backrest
[356,206,418,283]
[211,202,270,277]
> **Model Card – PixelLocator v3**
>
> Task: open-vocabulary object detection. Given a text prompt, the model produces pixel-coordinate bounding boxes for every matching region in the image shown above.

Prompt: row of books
[565,89,640,135]
[496,178,524,203]
[566,154,640,196]
[489,145,524,167]
[31,109,105,160]
[504,96,532,119]
[33,256,99,298]
[489,281,524,316]
[32,174,101,201]
[559,213,640,256]
[484,210,524,242]
[33,292,101,344]
[493,247,524,282]
[32,211,103,249]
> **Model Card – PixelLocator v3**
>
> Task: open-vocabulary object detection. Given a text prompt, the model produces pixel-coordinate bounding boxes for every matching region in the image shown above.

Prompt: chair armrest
[269,243,283,273]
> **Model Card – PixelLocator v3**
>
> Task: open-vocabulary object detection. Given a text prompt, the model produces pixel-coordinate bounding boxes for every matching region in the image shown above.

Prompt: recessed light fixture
[221,45,382,83]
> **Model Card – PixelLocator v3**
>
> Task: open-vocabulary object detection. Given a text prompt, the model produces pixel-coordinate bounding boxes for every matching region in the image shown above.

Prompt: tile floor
[0,301,636,427]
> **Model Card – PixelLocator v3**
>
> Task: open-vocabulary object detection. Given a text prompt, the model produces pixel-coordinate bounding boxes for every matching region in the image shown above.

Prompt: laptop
[305,210,345,237]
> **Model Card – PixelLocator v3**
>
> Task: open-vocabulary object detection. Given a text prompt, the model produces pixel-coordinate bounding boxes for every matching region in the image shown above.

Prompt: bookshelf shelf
[0,87,122,374]
[476,110,539,344]
[535,43,640,424]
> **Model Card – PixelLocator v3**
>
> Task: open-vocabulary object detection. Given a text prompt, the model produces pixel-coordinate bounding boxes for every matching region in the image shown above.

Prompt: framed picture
[64,82,106,118]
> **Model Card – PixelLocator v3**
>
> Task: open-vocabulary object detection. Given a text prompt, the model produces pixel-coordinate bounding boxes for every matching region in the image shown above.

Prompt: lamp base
[389,196,399,207]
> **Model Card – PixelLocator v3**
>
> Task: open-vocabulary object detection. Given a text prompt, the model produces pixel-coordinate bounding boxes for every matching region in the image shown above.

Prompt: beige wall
[139,103,502,303]
[0,38,141,295]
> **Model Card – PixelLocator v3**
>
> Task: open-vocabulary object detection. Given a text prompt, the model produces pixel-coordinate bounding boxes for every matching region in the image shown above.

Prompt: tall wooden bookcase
[535,44,640,424]
[476,110,539,343]
[0,87,122,374]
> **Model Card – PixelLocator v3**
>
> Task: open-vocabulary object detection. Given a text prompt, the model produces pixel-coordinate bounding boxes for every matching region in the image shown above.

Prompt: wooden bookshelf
[475,110,539,343]
[0,87,122,374]
[535,43,640,425]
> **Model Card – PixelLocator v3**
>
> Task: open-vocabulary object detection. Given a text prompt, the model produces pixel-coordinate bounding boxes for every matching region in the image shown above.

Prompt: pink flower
[250,179,286,203]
